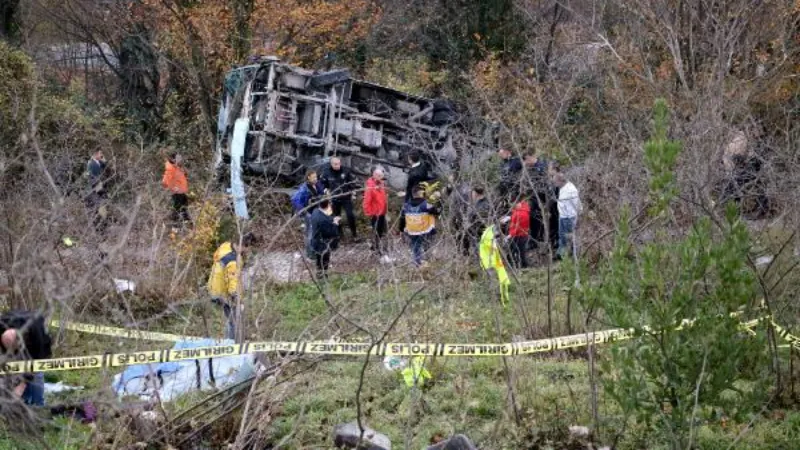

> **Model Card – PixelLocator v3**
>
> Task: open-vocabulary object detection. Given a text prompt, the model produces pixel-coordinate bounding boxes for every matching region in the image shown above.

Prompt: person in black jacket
[497,148,522,209]
[465,186,491,257]
[546,162,562,253]
[85,150,109,234]
[309,198,341,280]
[1,311,53,406]
[320,157,358,239]
[404,151,435,202]
[522,152,550,249]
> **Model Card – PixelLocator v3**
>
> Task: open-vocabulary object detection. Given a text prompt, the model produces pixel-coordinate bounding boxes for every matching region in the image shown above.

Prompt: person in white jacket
[553,172,582,259]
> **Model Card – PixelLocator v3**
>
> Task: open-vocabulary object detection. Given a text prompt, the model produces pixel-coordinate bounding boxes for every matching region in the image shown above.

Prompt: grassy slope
[2,264,798,449]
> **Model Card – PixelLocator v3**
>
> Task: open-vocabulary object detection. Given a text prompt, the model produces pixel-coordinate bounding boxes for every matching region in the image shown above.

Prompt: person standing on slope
[496,147,522,208]
[404,151,436,202]
[162,151,191,226]
[207,233,256,340]
[320,157,358,240]
[399,184,439,267]
[522,151,549,250]
[86,150,108,233]
[309,198,341,280]
[506,195,531,269]
[464,186,491,258]
[0,311,53,406]
[291,170,325,256]
[553,172,582,260]
[363,167,389,261]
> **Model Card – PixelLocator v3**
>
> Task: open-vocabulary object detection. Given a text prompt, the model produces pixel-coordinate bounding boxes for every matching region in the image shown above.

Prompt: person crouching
[309,198,341,280]
[399,184,439,267]
[1,311,53,406]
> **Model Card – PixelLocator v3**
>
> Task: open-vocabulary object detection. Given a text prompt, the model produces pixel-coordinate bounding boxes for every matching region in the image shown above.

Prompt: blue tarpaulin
[113,338,255,401]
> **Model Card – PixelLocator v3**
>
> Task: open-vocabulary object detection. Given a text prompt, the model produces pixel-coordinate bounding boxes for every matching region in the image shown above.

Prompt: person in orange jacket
[162,152,191,225]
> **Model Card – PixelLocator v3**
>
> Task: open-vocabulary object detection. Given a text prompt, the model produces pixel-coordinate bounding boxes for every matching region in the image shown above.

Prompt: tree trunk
[231,0,255,63]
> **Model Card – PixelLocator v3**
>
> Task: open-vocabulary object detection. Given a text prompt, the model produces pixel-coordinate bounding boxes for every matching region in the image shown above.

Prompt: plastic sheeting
[112,339,255,402]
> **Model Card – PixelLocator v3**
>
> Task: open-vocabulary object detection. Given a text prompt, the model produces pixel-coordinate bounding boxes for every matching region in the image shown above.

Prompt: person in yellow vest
[479,225,510,306]
[398,184,439,267]
[402,356,431,388]
[208,233,256,339]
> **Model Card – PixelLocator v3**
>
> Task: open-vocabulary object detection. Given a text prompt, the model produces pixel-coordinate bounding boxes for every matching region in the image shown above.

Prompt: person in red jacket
[507,196,531,268]
[363,166,389,256]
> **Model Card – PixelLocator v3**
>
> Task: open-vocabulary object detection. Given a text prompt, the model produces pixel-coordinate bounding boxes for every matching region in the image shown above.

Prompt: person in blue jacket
[291,170,326,256]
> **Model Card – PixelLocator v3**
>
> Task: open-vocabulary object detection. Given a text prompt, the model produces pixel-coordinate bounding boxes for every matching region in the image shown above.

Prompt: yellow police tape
[4,317,795,374]
[49,320,202,342]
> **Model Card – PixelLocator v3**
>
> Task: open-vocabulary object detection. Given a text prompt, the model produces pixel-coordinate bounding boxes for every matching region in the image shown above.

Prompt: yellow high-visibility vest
[402,356,431,387]
[479,226,510,306]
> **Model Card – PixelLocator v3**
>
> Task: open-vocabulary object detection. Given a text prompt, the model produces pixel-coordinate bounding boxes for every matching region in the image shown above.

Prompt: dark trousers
[549,189,560,251]
[316,251,331,279]
[510,236,529,268]
[460,230,473,257]
[530,193,558,252]
[22,372,45,406]
[529,193,546,246]
[408,233,431,266]
[333,199,357,238]
[211,297,236,340]
[370,215,387,255]
[171,193,191,224]
[86,192,108,234]
[558,217,576,258]
[304,213,313,257]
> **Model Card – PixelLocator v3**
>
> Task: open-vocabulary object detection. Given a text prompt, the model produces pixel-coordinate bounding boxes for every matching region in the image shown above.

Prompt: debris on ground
[333,422,392,450]
[426,434,477,450]
[44,381,84,394]
[383,356,407,371]
[113,278,136,293]
[50,401,97,424]
[755,255,774,267]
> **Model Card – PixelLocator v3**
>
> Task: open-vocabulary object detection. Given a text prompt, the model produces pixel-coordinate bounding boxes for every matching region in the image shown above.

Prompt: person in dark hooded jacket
[309,198,341,279]
[404,151,436,202]
[496,147,522,207]
[464,186,491,257]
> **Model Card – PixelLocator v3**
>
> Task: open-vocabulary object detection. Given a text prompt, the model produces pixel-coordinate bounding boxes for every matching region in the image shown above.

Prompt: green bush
[580,100,771,448]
